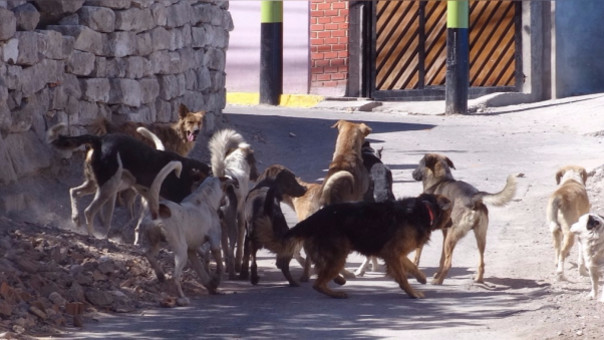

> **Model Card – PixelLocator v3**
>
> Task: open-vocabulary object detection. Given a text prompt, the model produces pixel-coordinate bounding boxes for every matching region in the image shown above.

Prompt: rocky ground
[3,95,604,339]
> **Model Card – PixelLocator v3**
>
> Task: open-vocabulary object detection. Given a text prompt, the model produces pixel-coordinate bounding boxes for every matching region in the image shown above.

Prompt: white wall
[226,1,309,94]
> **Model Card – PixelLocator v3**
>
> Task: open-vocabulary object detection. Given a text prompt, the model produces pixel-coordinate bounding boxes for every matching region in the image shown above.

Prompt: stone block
[34,0,85,26]
[205,47,225,71]
[165,2,191,28]
[14,31,39,66]
[139,77,159,104]
[195,67,210,92]
[170,24,191,51]
[190,26,207,48]
[84,0,131,10]
[67,50,95,76]
[125,56,144,79]
[78,6,115,33]
[135,31,152,56]
[61,73,82,99]
[184,69,197,90]
[2,38,18,64]
[154,98,172,122]
[36,30,68,60]
[109,78,141,107]
[78,100,100,124]
[150,2,166,26]
[105,31,136,57]
[12,3,39,31]
[0,134,18,184]
[158,73,185,100]
[210,70,225,90]
[91,56,106,77]
[114,7,153,33]
[80,78,110,102]
[0,8,16,40]
[47,25,103,55]
[150,26,170,51]
[20,64,46,97]
[4,130,52,179]
[104,57,127,77]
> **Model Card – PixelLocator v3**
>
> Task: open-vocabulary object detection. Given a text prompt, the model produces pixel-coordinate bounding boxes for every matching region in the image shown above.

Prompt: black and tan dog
[412,153,516,285]
[282,193,452,299]
[47,123,211,238]
[240,164,307,286]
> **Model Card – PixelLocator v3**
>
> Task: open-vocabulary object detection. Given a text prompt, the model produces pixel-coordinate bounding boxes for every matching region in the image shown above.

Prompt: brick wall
[310,0,349,96]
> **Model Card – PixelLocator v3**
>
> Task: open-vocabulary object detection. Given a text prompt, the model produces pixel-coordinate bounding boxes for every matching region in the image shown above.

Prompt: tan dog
[546,165,590,280]
[319,120,372,206]
[412,153,516,285]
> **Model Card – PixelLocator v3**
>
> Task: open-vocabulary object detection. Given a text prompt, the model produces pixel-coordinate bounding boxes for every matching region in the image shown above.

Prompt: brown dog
[240,164,307,286]
[546,165,590,280]
[94,104,205,157]
[412,153,516,285]
[319,120,372,206]
[282,193,452,299]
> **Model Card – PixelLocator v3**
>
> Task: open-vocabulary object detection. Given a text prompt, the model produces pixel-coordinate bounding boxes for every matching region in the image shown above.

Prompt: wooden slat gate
[371,0,521,100]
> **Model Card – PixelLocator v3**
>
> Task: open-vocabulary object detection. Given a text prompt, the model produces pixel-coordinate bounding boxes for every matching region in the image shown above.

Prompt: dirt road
[57,94,604,339]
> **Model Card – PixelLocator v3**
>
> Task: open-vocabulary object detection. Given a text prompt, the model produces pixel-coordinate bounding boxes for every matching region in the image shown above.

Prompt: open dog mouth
[187,129,200,142]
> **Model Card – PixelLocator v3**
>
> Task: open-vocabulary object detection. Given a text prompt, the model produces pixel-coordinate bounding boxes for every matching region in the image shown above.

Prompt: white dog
[571,213,604,301]
[209,129,258,278]
[142,161,230,306]
[546,165,590,280]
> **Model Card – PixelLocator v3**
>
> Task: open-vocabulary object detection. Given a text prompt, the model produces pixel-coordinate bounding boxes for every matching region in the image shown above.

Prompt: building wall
[225,1,309,95]
[309,0,348,96]
[0,0,232,185]
[555,0,604,98]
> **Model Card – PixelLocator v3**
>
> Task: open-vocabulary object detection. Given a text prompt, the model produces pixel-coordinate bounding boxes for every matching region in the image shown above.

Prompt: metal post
[260,1,283,105]
[445,0,469,114]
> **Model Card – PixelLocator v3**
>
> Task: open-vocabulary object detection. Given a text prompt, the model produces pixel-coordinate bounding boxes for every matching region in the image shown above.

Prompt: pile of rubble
[0,216,207,338]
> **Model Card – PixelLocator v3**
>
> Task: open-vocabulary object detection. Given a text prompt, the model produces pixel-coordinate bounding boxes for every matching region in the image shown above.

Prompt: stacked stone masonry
[0,0,233,184]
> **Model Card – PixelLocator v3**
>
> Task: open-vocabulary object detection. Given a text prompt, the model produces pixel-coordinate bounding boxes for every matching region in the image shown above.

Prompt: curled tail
[474,174,517,207]
[546,196,561,232]
[320,171,355,206]
[148,161,183,219]
[136,127,165,151]
[46,123,101,150]
[208,129,247,177]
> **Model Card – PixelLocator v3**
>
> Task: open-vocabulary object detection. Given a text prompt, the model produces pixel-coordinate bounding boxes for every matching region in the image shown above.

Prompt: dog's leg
[220,218,236,280]
[354,256,372,277]
[99,192,118,238]
[276,255,299,287]
[472,220,488,283]
[550,226,563,273]
[413,246,423,266]
[250,238,261,285]
[235,211,246,272]
[188,249,218,295]
[211,246,224,284]
[238,234,251,280]
[312,254,349,299]
[133,198,149,246]
[577,242,589,277]
[144,227,165,281]
[385,254,425,298]
[69,180,96,228]
[173,248,190,305]
[433,229,448,280]
[556,229,575,281]
[432,229,461,285]
[300,254,312,282]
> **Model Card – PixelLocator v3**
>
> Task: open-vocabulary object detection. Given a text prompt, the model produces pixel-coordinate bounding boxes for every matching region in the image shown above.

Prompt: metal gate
[371,0,521,100]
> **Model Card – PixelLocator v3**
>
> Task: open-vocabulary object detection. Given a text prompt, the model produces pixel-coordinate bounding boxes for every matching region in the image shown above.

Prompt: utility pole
[259,0,283,105]
[445,0,469,114]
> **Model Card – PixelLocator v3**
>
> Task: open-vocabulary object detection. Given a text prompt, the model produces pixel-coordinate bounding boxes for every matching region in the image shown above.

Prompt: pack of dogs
[45,109,604,303]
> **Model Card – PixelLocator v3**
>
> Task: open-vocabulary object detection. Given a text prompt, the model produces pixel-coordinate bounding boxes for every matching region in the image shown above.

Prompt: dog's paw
[431,277,444,285]
[588,290,597,300]
[409,290,425,299]
[333,276,346,286]
[176,297,190,306]
[555,273,567,282]
[354,269,366,277]
[159,297,176,308]
[251,275,259,285]
[288,280,300,287]
[341,269,356,279]
[299,274,310,283]
[416,274,427,285]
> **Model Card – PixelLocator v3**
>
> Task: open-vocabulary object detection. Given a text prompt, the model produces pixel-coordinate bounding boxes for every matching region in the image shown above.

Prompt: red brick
[325,23,339,30]
[337,51,348,58]
[315,59,329,67]
[311,66,324,74]
[317,44,332,52]
[310,24,324,31]
[338,37,348,44]
[331,29,346,37]
[331,72,346,80]
[338,23,349,30]
[331,58,345,67]
[324,51,338,59]
[317,16,332,24]
[322,80,339,87]
[324,66,338,73]
[317,74,331,81]
[332,2,347,10]
[311,38,324,46]
[324,9,338,16]
[331,43,346,51]
[317,31,331,38]
[338,9,349,16]
[338,65,348,73]
[311,52,324,60]
[317,3,331,10]
[331,16,347,24]
[311,10,324,17]
[324,37,338,44]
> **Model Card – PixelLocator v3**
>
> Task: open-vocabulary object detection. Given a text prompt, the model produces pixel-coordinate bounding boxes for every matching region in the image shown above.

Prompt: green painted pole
[445,0,469,114]
[260,1,283,105]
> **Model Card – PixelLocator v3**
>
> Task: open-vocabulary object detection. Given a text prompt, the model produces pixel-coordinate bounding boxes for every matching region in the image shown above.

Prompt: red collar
[424,202,434,225]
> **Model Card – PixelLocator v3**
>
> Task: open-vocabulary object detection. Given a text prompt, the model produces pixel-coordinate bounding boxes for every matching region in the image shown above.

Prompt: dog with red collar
[280,193,452,299]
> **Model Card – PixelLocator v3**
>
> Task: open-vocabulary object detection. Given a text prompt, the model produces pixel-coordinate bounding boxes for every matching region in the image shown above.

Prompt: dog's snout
[412,168,423,181]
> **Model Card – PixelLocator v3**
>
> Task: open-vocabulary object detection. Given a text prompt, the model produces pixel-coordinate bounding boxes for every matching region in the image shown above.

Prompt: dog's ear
[178,104,190,118]
[158,204,172,219]
[444,156,455,170]
[423,154,438,170]
[331,120,345,129]
[581,168,588,184]
[555,169,564,185]
[246,151,259,181]
[359,123,372,136]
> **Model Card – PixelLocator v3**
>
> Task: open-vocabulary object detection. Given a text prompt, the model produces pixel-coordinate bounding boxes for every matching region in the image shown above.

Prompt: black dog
[47,123,211,237]
[282,193,452,299]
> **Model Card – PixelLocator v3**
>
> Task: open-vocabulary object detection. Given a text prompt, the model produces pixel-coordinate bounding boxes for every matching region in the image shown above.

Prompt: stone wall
[0,0,232,185]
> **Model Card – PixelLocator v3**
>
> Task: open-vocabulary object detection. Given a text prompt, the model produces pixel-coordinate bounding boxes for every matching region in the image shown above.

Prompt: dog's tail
[473,174,517,207]
[208,129,247,177]
[47,123,102,150]
[148,161,183,219]
[136,127,165,151]
[546,195,561,232]
[320,170,355,206]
